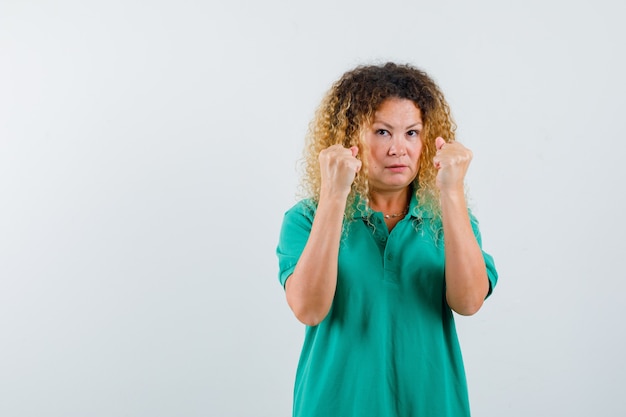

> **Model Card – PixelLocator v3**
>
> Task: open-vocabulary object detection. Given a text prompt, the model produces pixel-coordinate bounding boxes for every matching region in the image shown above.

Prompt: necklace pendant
[384,212,404,219]
[380,206,409,220]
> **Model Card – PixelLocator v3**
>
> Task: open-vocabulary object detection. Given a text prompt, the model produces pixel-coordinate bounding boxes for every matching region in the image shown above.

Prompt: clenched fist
[319,144,362,199]
[433,137,473,192]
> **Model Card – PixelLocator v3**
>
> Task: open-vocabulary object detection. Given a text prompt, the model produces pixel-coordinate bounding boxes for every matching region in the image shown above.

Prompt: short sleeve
[276,200,316,289]
[468,211,498,298]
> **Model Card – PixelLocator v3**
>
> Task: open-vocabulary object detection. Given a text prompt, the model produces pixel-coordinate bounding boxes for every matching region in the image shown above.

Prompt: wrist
[439,185,465,199]
[319,185,351,203]
[439,187,467,211]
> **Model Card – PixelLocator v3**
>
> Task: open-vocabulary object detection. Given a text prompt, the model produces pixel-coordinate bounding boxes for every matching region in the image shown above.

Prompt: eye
[376,129,390,137]
[406,130,420,141]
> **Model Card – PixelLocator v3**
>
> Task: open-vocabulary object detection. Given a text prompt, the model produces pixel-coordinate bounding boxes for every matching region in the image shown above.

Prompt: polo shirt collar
[351,190,434,220]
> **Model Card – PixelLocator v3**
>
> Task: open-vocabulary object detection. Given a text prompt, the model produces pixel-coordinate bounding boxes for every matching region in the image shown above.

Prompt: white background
[1,0,625,416]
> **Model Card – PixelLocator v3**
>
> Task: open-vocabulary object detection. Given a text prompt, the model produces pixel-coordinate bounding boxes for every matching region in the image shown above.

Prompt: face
[364,98,424,193]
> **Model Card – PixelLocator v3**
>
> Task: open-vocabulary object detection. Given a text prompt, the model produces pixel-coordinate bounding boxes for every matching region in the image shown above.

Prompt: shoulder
[466,207,482,229]
[280,199,319,232]
[284,198,317,219]
[278,199,318,255]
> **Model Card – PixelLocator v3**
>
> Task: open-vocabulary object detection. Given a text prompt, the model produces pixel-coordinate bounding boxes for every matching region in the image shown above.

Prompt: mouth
[386,164,408,172]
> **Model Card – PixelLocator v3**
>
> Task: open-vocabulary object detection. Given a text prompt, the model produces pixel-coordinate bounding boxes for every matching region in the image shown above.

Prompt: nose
[388,135,406,156]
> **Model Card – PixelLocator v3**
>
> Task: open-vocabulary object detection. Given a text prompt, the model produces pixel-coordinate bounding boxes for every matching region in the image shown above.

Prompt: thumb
[435,137,446,150]
[349,146,359,157]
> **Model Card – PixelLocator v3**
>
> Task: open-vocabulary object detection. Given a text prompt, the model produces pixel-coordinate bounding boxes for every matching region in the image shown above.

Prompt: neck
[368,188,411,215]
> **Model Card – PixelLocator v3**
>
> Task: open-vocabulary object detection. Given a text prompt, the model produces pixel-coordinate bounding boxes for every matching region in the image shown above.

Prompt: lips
[386,164,408,172]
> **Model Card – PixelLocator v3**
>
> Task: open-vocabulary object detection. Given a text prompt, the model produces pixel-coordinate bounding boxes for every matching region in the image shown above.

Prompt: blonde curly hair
[300,62,456,225]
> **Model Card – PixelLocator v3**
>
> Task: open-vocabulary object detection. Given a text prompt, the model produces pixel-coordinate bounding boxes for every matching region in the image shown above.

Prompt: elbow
[447,294,485,316]
[451,300,483,316]
[284,275,334,326]
[446,272,490,316]
[294,312,325,327]
[289,303,330,326]
[287,296,331,326]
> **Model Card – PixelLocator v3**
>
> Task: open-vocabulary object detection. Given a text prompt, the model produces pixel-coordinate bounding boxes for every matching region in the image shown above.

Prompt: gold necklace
[383,208,408,219]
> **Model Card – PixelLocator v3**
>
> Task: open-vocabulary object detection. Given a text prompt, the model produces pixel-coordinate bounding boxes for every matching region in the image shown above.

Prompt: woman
[276,62,498,417]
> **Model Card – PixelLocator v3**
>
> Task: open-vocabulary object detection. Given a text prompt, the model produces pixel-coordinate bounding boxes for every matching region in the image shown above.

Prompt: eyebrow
[373,121,423,130]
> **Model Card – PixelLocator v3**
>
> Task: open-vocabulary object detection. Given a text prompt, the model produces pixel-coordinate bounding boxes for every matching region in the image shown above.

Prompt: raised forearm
[440,190,489,316]
[285,145,362,326]
[285,195,346,325]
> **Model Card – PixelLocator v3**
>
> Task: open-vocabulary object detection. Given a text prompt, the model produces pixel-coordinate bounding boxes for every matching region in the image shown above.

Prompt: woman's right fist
[319,144,362,198]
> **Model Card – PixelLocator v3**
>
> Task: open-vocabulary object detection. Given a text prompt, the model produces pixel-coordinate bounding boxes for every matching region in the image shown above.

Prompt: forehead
[372,98,422,121]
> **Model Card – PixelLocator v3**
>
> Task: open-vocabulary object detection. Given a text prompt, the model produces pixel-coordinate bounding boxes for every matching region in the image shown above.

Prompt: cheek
[366,145,384,168]
[409,142,424,165]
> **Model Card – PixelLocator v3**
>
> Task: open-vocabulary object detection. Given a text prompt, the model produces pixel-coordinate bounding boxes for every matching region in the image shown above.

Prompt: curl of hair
[300,62,457,229]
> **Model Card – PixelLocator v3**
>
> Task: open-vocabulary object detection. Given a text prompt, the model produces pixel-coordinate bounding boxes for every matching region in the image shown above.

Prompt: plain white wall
[1,0,625,416]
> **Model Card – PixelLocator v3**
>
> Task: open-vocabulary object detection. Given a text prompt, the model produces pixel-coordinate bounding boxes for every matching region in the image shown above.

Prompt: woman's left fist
[433,137,473,191]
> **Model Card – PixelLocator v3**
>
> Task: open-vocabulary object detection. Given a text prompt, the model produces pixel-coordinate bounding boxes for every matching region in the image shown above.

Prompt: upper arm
[468,211,498,298]
[276,202,315,289]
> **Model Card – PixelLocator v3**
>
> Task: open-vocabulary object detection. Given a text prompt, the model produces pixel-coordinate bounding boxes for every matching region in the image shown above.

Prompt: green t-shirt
[277,194,498,417]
